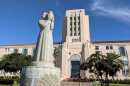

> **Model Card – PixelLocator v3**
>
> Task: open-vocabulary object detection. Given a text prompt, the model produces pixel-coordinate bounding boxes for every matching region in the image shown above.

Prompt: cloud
[91,0,130,23]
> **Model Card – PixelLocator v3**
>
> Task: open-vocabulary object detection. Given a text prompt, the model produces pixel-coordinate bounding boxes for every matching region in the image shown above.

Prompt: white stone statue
[21,11,60,86]
[35,11,54,64]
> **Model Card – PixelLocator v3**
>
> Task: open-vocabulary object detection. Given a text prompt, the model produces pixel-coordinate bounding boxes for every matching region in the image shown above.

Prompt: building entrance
[71,61,80,78]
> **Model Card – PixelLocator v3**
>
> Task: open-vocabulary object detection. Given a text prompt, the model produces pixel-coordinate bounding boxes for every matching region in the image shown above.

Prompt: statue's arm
[39,20,49,28]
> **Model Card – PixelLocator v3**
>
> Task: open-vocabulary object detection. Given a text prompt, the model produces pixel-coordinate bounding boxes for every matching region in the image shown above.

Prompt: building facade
[0,9,130,80]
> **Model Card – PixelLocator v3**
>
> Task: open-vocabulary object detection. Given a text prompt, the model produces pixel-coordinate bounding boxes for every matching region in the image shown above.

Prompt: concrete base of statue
[21,62,60,86]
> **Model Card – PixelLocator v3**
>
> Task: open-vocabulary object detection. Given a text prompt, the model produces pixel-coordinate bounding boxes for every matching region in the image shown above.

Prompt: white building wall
[126,45,130,74]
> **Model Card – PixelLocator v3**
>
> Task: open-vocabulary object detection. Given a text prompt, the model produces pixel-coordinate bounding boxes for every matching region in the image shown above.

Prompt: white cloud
[91,0,130,23]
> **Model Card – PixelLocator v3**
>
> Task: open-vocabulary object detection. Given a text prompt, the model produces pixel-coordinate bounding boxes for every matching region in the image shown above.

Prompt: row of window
[4,48,32,55]
[70,16,80,21]
[95,46,128,57]
[70,27,80,36]
[95,45,113,50]
[70,22,80,25]
[69,16,81,36]
[13,48,28,55]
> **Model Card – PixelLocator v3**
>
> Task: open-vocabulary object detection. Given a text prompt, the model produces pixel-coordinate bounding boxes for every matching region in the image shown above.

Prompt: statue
[34,11,54,64]
[21,11,60,86]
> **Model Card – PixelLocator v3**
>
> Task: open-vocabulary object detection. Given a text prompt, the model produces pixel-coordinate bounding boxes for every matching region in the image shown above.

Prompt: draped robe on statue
[34,12,54,64]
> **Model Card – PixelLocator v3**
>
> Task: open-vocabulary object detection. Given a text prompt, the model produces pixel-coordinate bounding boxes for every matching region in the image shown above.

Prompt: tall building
[0,9,130,79]
[62,9,92,79]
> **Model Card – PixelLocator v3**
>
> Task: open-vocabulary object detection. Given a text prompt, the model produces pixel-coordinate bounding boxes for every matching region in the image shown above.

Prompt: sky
[0,0,130,45]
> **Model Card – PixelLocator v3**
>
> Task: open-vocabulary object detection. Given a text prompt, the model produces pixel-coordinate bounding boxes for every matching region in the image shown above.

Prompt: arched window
[119,47,127,56]
[119,47,129,76]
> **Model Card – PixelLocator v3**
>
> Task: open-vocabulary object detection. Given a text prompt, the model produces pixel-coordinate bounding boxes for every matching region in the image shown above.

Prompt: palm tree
[81,51,105,80]
[104,53,123,80]
[81,52,123,86]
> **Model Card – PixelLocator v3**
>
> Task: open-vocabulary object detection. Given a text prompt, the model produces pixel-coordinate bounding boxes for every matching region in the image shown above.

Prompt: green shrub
[109,79,130,84]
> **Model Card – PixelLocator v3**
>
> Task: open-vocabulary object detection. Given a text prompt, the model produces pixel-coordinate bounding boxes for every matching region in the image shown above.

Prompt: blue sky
[0,0,130,45]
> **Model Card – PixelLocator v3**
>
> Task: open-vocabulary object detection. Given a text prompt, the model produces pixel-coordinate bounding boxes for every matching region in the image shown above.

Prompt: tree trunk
[105,74,109,86]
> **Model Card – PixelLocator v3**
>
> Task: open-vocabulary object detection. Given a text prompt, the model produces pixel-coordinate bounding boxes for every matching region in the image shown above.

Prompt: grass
[111,84,130,86]
[12,81,20,86]
[94,83,130,86]
[0,81,20,86]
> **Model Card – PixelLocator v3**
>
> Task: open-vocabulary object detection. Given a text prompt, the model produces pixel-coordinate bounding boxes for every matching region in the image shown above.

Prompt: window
[106,46,113,50]
[78,31,80,36]
[5,48,7,51]
[78,21,80,35]
[70,20,72,36]
[22,48,28,55]
[14,49,18,53]
[70,27,72,36]
[5,48,9,52]
[33,48,36,56]
[78,21,80,25]
[74,32,76,36]
[74,27,76,36]
[106,46,109,50]
[70,17,72,20]
[70,21,72,26]
[110,46,113,49]
[118,47,129,76]
[74,17,76,21]
[74,22,76,25]
[119,47,127,56]
[95,46,99,50]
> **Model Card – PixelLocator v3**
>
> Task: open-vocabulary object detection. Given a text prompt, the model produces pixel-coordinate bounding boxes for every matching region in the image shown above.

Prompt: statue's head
[48,11,54,21]
[42,12,48,20]
[41,11,54,21]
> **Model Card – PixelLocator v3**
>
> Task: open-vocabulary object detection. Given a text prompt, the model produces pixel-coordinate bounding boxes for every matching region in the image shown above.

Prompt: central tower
[62,9,91,80]
[62,9,90,43]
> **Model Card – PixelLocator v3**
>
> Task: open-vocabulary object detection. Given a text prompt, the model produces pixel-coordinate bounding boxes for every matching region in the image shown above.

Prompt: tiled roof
[0,42,62,46]
[0,40,130,46]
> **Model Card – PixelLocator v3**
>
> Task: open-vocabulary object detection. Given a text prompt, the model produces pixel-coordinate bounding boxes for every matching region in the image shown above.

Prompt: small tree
[0,53,32,73]
[53,46,62,68]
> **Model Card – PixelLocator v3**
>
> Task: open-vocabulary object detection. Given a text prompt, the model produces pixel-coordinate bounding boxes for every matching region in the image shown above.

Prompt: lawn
[109,84,129,86]
[95,84,130,86]
[0,81,20,86]
[0,84,19,86]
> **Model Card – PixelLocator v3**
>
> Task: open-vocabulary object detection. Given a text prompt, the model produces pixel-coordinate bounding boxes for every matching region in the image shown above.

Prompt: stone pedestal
[21,62,60,86]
